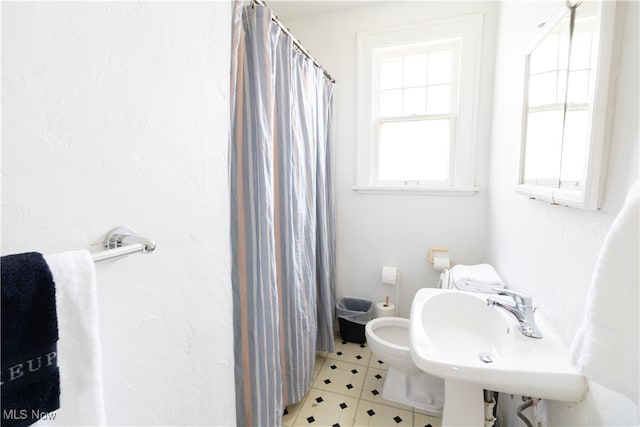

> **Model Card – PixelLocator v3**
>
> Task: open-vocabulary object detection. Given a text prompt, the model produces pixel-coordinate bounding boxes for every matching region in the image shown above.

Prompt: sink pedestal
[442,380,484,427]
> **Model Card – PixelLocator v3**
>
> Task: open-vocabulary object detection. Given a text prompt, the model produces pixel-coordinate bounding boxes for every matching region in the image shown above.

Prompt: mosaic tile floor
[281,336,443,427]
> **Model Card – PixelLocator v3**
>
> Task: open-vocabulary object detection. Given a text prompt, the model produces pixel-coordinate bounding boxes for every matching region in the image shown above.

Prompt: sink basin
[417,290,514,366]
[410,289,586,406]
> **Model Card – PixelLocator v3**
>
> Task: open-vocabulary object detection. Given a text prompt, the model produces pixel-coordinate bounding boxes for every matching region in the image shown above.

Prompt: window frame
[354,14,483,195]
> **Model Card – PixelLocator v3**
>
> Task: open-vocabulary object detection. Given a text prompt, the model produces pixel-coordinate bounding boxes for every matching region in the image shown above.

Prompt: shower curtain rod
[251,0,336,83]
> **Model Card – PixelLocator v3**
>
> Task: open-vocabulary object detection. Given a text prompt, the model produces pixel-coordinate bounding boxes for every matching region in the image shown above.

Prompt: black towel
[1,252,60,427]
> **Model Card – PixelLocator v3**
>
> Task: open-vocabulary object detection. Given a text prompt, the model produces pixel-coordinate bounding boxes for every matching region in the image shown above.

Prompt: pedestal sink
[409,288,586,426]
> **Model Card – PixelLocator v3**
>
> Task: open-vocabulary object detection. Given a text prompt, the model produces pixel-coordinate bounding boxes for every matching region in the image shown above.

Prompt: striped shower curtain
[229,2,336,426]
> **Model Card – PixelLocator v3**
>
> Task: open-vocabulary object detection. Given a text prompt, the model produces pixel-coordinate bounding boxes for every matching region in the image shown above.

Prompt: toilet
[365,265,505,414]
[365,316,444,414]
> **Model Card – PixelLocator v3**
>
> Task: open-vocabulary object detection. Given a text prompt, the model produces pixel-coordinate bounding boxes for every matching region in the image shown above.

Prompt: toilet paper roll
[375,302,396,318]
[381,266,398,285]
[433,257,451,272]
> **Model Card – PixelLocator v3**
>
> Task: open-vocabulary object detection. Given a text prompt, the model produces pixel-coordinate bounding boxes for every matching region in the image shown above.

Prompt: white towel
[37,249,107,426]
[571,181,639,402]
[449,263,506,293]
[438,269,453,289]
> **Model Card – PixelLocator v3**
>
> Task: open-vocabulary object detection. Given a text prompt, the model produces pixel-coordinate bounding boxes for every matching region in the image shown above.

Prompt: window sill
[351,185,480,196]
[516,184,594,210]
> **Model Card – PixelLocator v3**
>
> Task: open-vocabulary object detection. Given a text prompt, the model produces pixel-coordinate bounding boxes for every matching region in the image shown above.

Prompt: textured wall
[2,2,235,425]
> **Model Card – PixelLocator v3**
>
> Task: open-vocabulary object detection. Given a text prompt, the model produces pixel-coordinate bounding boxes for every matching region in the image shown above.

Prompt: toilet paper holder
[428,247,449,264]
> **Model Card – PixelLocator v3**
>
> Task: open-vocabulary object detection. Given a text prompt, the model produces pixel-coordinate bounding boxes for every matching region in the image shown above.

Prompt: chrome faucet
[486,289,543,339]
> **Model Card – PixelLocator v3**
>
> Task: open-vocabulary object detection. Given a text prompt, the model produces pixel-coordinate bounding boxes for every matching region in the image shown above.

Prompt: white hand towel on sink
[571,181,639,403]
[38,249,107,426]
[449,263,506,293]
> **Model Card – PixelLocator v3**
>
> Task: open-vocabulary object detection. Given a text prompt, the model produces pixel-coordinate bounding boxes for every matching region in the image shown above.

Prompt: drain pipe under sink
[483,390,497,427]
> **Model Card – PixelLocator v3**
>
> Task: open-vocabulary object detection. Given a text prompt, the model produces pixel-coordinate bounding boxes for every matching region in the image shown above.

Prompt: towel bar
[91,227,156,262]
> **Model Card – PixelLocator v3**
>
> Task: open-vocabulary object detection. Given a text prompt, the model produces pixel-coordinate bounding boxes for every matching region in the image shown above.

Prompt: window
[355,15,483,194]
[374,42,459,185]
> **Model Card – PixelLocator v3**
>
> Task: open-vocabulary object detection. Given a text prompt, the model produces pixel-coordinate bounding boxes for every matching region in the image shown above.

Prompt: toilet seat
[366,317,409,354]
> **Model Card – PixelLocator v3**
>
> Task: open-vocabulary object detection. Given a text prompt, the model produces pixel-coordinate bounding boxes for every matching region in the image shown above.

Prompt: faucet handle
[493,288,532,308]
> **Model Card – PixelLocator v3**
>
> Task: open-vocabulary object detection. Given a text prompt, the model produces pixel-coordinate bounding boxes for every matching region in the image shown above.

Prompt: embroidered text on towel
[1,350,58,385]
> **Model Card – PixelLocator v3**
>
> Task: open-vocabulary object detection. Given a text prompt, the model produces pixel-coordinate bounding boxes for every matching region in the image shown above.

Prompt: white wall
[1,2,236,425]
[486,1,639,425]
[280,1,499,317]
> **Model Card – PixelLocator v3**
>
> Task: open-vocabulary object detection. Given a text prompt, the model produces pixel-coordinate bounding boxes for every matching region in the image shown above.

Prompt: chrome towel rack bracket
[105,226,156,252]
[92,226,156,262]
